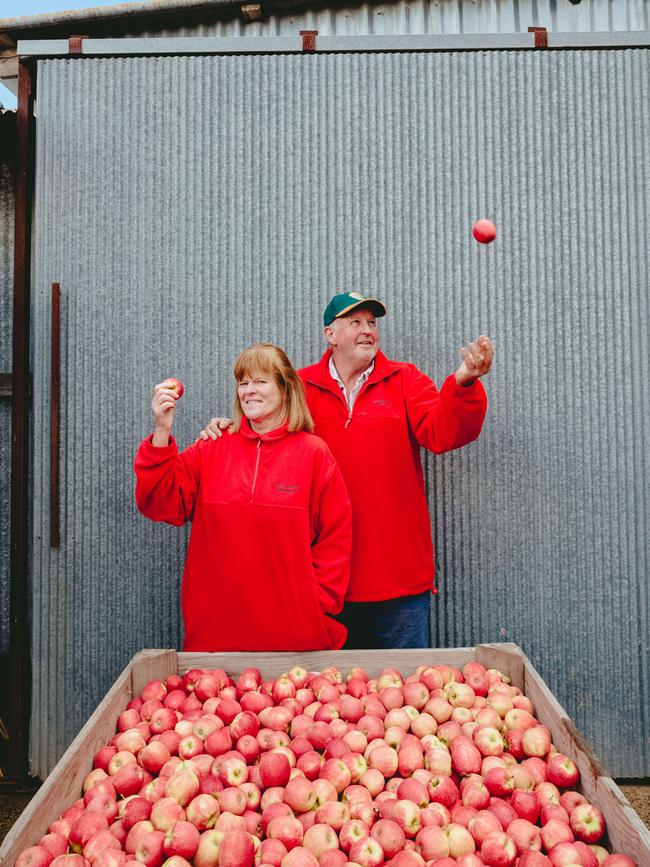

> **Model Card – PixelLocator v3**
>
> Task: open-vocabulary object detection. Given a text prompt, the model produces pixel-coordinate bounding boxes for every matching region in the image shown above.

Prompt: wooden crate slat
[130,648,179,696]
[178,648,478,678]
[475,642,526,690]
[0,664,133,866]
[593,777,650,863]
[521,651,650,861]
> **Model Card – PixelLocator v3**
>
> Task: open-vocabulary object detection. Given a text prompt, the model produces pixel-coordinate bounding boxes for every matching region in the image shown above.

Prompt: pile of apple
[16,661,637,867]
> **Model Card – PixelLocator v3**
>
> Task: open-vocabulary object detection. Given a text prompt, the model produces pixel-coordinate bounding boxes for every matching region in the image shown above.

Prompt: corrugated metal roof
[28,48,650,780]
[1,0,649,42]
[135,0,650,39]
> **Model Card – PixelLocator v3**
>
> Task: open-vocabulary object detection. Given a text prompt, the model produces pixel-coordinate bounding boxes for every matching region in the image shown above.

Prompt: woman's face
[237,369,284,430]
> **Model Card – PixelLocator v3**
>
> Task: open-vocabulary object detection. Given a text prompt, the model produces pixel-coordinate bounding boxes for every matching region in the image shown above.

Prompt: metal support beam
[8,59,36,780]
[16,30,650,58]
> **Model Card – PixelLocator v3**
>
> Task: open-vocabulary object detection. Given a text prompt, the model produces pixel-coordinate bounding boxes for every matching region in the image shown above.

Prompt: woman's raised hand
[152,380,181,440]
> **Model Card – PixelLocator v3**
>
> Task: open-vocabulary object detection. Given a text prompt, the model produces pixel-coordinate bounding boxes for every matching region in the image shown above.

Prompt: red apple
[166,378,184,399]
[135,830,165,867]
[39,835,68,860]
[522,727,552,759]
[70,814,109,852]
[139,742,171,775]
[510,789,540,824]
[506,818,541,854]
[467,810,502,846]
[570,804,605,844]
[92,852,127,867]
[349,837,385,867]
[602,857,636,867]
[572,841,599,867]
[218,786,248,815]
[474,726,505,758]
[548,842,588,867]
[426,776,459,809]
[267,816,304,851]
[539,820,574,851]
[444,823,476,859]
[546,755,580,789]
[259,839,289,866]
[314,801,350,832]
[94,746,118,773]
[301,824,339,860]
[185,793,220,830]
[319,760,350,794]
[480,831,516,867]
[371,819,406,859]
[150,797,186,832]
[123,797,153,831]
[125,821,154,856]
[85,793,118,825]
[163,821,201,860]
[488,797,517,831]
[391,800,422,838]
[414,825,449,860]
[396,778,428,809]
[518,853,552,866]
[165,769,200,807]
[215,814,246,834]
[260,752,291,788]
[16,847,55,867]
[194,829,225,867]
[285,777,317,813]
[204,729,233,758]
[450,736,482,776]
[83,829,121,863]
[50,858,90,867]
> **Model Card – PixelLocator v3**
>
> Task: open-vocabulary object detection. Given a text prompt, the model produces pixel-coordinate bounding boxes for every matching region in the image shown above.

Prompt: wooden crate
[1,644,649,866]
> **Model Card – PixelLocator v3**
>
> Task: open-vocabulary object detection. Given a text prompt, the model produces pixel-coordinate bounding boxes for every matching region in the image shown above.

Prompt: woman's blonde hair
[232,343,314,433]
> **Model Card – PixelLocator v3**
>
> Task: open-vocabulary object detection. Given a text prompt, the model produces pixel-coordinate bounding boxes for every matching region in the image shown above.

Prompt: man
[201,291,493,648]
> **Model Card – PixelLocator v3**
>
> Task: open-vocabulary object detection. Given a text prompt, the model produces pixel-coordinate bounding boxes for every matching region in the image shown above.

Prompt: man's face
[325,307,380,368]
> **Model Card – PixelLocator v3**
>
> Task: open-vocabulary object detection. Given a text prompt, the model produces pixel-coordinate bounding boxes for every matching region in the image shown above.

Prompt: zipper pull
[344,413,352,429]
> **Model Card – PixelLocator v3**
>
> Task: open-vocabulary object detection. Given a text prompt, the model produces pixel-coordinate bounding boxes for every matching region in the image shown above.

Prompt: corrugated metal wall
[31,49,649,779]
[127,0,650,39]
[0,111,15,658]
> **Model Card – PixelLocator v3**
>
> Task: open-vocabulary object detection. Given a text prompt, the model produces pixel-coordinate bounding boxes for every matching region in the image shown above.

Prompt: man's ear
[324,325,336,348]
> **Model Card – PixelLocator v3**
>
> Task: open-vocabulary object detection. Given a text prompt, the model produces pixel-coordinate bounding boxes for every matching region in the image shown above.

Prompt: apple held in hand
[166,378,185,399]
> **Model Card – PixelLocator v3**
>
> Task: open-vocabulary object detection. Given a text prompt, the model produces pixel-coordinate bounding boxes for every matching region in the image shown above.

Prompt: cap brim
[333,298,387,321]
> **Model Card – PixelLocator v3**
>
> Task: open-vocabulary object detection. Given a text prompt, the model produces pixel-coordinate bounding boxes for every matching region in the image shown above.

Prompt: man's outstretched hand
[196,417,233,442]
[455,335,494,386]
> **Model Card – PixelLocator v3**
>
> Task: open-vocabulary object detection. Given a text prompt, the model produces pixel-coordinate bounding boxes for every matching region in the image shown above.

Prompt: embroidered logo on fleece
[275,484,299,494]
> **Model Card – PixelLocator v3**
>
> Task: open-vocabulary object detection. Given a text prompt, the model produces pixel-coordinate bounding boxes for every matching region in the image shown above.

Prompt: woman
[134,343,351,651]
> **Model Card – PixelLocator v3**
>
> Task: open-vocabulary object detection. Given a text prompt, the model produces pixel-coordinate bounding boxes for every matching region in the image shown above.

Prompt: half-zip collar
[305,350,401,427]
[238,418,291,502]
[239,417,291,442]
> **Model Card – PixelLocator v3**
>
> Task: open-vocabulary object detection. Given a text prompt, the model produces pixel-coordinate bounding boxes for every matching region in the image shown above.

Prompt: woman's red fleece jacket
[299,350,487,603]
[134,420,351,651]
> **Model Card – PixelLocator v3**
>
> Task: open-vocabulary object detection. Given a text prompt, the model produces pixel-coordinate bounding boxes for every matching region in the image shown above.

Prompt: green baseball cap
[323,291,387,327]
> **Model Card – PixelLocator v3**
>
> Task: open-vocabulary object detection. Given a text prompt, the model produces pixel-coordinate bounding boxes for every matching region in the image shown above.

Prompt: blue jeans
[337,591,431,649]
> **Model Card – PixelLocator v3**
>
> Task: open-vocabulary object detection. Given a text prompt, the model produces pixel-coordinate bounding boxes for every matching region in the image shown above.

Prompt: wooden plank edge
[594,776,650,861]
[522,656,650,860]
[0,664,133,866]
[475,642,526,690]
[130,648,179,697]
[177,648,478,677]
